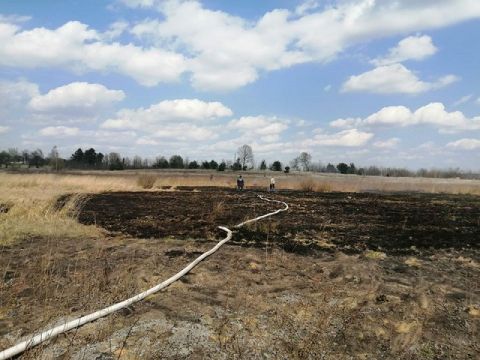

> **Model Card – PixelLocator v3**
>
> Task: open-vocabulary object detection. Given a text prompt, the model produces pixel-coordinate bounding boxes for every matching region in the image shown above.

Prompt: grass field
[1,169,479,245]
[1,171,479,359]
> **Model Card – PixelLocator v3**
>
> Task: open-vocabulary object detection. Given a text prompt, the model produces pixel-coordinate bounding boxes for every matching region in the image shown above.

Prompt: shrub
[299,177,315,192]
[137,174,156,189]
[315,183,332,192]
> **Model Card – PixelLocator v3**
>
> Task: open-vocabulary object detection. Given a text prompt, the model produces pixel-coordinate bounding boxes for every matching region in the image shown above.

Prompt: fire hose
[0,194,288,359]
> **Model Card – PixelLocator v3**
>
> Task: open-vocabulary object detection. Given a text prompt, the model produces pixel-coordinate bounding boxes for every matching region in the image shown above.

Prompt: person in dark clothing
[237,175,244,190]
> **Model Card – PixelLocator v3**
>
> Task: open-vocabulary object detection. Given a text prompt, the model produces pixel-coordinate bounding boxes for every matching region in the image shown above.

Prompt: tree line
[0,145,478,180]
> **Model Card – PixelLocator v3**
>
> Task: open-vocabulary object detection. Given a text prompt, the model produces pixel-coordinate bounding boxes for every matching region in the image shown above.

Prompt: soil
[1,189,479,359]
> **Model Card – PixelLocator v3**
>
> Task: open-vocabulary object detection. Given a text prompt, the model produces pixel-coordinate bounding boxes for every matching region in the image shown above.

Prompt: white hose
[0,194,288,360]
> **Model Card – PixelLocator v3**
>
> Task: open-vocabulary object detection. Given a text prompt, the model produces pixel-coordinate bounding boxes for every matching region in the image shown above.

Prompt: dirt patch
[78,189,480,255]
[1,236,479,359]
[0,203,12,214]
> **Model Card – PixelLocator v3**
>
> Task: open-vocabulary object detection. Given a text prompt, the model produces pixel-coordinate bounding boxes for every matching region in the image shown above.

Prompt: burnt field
[2,188,480,359]
[78,188,480,255]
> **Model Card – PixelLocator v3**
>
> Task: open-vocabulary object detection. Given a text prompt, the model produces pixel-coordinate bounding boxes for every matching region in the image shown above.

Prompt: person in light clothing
[269,177,275,191]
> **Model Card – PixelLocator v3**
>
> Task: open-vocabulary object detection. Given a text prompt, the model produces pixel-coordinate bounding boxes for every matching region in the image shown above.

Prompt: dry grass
[281,173,480,195]
[299,177,316,192]
[1,170,479,245]
[0,173,140,245]
[136,174,157,189]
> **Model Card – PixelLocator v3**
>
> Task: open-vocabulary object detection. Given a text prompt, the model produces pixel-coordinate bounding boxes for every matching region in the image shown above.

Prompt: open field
[1,172,479,359]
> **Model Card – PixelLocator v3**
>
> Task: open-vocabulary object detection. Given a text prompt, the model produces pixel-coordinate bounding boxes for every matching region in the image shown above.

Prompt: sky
[0,0,479,170]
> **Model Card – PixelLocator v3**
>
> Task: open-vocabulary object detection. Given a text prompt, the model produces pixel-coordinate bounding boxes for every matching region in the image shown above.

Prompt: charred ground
[78,188,480,255]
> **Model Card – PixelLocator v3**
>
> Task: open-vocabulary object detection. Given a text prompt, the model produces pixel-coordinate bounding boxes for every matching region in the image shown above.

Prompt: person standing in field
[237,175,244,191]
[270,177,275,191]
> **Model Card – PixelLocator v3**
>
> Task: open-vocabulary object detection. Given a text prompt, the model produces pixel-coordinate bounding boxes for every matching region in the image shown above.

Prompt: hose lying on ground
[0,194,288,360]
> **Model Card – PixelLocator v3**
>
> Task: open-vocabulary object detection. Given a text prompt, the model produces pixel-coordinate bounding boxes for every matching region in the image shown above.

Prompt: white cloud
[342,63,458,94]
[228,116,288,142]
[373,137,400,149]
[0,21,187,87]
[136,137,159,145]
[131,2,309,91]
[372,35,437,66]
[129,0,480,91]
[152,123,217,141]
[120,0,155,8]
[0,126,10,134]
[330,117,362,129]
[331,102,480,132]
[0,79,39,110]
[295,0,320,16]
[39,126,80,137]
[447,138,480,150]
[101,21,129,40]
[0,14,31,24]
[29,82,125,113]
[102,99,233,130]
[3,1,480,90]
[303,128,374,147]
[453,94,473,107]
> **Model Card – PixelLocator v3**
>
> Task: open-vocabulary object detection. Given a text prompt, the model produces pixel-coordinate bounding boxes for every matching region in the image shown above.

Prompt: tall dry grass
[1,170,479,245]
[0,173,141,245]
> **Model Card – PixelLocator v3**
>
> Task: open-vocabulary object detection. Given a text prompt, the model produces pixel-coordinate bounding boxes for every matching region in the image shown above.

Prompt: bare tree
[298,152,312,171]
[133,155,143,169]
[48,145,60,171]
[290,157,300,171]
[236,144,254,170]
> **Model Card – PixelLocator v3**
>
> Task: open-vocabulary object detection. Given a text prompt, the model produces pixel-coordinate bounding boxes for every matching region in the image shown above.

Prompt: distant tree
[133,155,143,169]
[188,160,199,169]
[84,148,98,166]
[123,157,132,168]
[8,148,21,164]
[284,166,290,174]
[337,162,349,174]
[260,160,267,171]
[298,152,312,171]
[96,153,105,167]
[48,146,61,171]
[0,151,10,168]
[201,161,210,169]
[21,150,30,165]
[348,162,356,174]
[153,156,169,168]
[237,144,254,170]
[209,160,218,170]
[169,155,184,169]
[365,166,381,176]
[217,161,226,171]
[270,161,282,172]
[71,148,84,163]
[29,149,45,168]
[290,157,299,171]
[231,158,242,171]
[326,163,337,173]
[108,152,123,170]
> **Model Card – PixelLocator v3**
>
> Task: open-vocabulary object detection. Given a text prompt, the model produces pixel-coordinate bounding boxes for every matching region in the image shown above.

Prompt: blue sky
[0,0,479,170]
